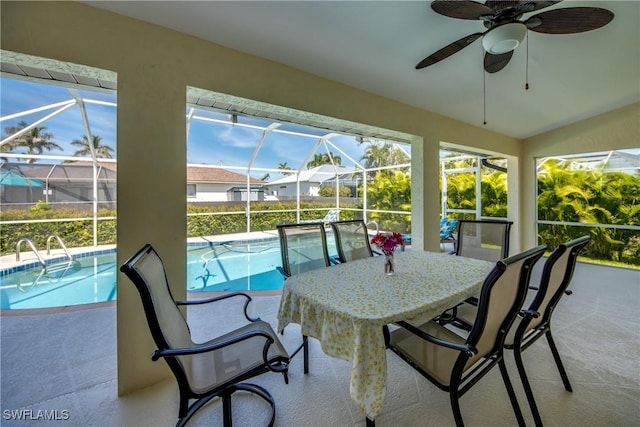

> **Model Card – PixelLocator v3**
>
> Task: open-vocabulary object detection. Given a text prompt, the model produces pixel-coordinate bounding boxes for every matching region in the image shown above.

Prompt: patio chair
[330,219,375,263]
[397,218,459,252]
[452,219,513,309]
[440,218,459,251]
[452,235,591,426]
[276,222,332,373]
[455,219,512,261]
[300,208,340,226]
[276,222,331,278]
[386,244,547,427]
[120,244,290,427]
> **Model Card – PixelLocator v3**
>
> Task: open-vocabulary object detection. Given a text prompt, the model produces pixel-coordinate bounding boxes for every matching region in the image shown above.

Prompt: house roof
[266,164,357,186]
[0,162,263,185]
[1,162,116,183]
[186,165,263,184]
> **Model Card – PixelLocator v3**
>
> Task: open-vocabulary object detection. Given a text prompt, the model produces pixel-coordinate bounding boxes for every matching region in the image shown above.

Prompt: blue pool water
[0,239,336,310]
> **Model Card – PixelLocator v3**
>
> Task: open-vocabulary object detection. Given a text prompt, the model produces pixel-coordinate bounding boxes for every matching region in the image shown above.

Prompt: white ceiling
[86,1,639,139]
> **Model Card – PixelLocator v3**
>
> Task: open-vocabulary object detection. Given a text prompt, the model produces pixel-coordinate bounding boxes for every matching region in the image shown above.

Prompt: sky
[0,77,378,179]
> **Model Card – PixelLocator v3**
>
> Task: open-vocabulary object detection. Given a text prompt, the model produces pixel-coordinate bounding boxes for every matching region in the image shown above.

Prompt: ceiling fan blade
[485,0,562,13]
[484,51,514,73]
[511,1,562,14]
[416,32,484,69]
[485,1,521,13]
[525,7,614,34]
[431,0,494,20]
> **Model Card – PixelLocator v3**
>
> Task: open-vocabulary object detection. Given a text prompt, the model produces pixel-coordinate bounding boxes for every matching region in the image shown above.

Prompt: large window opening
[1,72,117,252]
[1,54,118,311]
[536,150,640,268]
[184,89,414,291]
[439,145,508,221]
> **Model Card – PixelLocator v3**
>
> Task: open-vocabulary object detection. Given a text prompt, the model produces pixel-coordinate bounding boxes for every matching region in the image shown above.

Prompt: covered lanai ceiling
[81,0,639,140]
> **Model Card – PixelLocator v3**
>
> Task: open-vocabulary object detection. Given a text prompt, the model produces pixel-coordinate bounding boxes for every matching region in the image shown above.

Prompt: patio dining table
[277,250,494,424]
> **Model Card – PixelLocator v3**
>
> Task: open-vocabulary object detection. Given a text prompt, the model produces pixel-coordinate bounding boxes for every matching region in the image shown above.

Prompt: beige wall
[2,1,636,395]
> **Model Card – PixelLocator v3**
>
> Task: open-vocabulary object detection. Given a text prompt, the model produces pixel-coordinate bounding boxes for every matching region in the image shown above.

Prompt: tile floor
[1,261,638,426]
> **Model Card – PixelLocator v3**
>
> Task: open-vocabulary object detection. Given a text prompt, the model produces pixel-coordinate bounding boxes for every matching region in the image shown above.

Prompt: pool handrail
[16,238,47,267]
[46,234,73,262]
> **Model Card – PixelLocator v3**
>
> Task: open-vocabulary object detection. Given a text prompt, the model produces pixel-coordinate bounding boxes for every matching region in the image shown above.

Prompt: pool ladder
[16,235,74,271]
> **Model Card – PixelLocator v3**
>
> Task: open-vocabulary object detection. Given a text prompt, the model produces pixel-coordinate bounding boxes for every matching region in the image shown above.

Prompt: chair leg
[545,330,572,392]
[288,334,310,374]
[449,389,465,427]
[498,359,526,427]
[222,393,233,427]
[303,335,309,374]
[177,384,276,427]
[236,383,277,427]
[513,347,544,427]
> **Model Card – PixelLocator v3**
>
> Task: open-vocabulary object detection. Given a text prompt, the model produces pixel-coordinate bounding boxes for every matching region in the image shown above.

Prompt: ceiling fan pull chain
[525,34,530,90]
[483,49,487,126]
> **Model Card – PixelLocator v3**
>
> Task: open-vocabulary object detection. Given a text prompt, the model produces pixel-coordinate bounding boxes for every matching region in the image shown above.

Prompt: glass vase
[384,253,395,275]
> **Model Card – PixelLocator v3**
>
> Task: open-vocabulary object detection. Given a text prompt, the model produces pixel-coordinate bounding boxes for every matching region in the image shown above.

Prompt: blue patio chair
[300,209,340,226]
[398,218,458,251]
[440,218,459,250]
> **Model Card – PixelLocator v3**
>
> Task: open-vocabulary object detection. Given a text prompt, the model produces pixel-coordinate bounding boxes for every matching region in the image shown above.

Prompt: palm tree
[3,120,62,164]
[306,152,342,169]
[68,134,115,160]
[278,162,294,175]
[360,142,409,170]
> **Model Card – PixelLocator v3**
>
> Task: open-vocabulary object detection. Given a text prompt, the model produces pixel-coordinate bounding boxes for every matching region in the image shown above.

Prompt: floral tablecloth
[277,250,494,420]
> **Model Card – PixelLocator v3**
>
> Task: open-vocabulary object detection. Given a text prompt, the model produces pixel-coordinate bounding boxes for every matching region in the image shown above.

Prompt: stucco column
[506,153,523,254]
[412,135,440,252]
[116,71,187,395]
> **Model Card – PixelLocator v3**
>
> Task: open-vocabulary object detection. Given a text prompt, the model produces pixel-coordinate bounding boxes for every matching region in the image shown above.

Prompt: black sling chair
[453,235,591,426]
[386,245,547,427]
[120,244,290,427]
[276,222,332,374]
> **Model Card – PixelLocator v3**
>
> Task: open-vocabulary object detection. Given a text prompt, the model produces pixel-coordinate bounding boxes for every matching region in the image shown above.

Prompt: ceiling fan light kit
[482,23,527,54]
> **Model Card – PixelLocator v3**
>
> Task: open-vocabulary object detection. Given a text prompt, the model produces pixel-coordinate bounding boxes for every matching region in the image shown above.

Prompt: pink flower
[370,232,403,255]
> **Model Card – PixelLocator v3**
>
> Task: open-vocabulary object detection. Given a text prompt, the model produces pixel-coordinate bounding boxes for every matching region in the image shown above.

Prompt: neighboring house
[0,162,265,208]
[186,166,265,202]
[264,164,357,197]
[0,162,117,208]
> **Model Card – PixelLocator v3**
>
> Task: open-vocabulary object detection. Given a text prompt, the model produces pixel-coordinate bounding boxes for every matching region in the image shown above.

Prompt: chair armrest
[519,309,540,319]
[395,320,477,357]
[176,291,257,322]
[152,328,289,376]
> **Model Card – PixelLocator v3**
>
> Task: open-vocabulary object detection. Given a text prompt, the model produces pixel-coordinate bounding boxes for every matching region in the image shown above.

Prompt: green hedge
[1,202,362,255]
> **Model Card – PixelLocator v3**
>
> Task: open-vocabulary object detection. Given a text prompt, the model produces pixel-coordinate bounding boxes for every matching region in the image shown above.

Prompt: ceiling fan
[417,0,614,73]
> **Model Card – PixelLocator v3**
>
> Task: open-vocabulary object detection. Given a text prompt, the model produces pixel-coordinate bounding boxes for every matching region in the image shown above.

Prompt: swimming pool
[0,239,337,310]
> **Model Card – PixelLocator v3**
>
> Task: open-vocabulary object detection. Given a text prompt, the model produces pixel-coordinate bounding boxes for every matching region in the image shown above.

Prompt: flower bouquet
[370,232,403,275]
